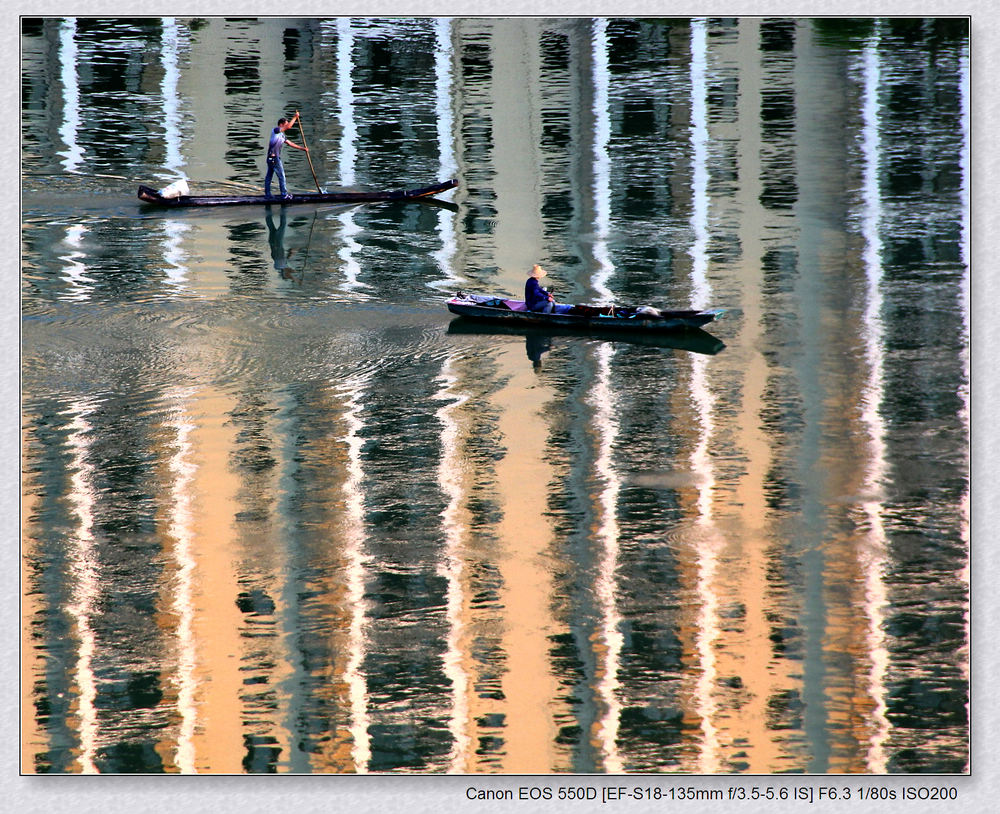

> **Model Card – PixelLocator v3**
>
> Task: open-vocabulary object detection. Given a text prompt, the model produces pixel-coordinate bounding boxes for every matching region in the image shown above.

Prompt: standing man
[264,112,309,199]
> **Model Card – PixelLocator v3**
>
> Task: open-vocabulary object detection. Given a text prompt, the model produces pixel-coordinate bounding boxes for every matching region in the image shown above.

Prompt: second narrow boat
[138,178,458,207]
[447,292,724,333]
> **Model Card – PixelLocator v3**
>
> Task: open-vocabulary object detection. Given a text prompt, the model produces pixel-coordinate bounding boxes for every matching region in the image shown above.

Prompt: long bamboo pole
[296,110,322,193]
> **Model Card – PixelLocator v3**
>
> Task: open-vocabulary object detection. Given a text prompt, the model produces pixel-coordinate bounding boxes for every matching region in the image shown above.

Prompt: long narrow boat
[447,292,724,333]
[137,178,457,207]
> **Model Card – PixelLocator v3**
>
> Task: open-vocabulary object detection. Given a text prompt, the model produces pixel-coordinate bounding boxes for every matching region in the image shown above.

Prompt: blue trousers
[264,156,286,197]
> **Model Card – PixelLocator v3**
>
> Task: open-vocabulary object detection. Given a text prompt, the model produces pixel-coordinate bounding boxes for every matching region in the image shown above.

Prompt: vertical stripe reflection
[688,18,722,772]
[334,19,368,293]
[166,389,198,773]
[432,18,461,291]
[688,19,711,311]
[591,19,615,303]
[435,358,471,771]
[58,19,84,172]
[857,31,891,773]
[340,376,372,772]
[65,401,100,773]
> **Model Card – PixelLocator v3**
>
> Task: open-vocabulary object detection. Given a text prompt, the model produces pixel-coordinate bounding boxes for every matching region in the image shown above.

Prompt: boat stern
[137,185,165,203]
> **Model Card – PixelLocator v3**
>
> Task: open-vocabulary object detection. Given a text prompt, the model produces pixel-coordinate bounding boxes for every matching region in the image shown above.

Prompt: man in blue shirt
[265,112,309,199]
[525,264,555,312]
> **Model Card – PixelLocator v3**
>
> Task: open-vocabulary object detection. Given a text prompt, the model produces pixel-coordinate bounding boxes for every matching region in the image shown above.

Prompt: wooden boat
[137,178,457,207]
[447,292,725,333]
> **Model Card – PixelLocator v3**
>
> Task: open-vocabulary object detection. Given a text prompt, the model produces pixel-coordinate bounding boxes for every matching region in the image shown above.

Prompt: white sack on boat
[158,179,189,199]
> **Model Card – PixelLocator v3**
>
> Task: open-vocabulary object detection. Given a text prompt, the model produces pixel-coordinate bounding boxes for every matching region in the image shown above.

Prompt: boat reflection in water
[448,318,726,370]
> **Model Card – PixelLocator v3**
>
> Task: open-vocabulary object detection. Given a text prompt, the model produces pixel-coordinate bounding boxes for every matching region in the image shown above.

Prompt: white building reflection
[685,18,725,773]
[340,374,374,772]
[164,388,199,773]
[433,357,472,772]
[159,18,191,292]
[58,18,83,173]
[857,28,891,773]
[64,400,100,773]
[330,19,369,295]
[430,18,463,293]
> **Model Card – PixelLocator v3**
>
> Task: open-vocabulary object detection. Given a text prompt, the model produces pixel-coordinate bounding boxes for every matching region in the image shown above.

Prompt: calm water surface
[20,17,969,774]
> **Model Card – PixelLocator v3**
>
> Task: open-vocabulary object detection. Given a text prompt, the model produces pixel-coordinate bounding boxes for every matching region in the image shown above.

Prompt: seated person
[525,264,555,313]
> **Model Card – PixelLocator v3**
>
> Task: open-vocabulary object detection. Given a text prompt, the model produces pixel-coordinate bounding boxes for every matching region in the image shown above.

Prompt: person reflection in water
[525,264,555,313]
[265,208,295,279]
[525,334,551,372]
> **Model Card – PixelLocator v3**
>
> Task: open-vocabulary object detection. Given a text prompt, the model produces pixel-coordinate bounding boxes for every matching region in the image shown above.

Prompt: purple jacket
[525,276,551,311]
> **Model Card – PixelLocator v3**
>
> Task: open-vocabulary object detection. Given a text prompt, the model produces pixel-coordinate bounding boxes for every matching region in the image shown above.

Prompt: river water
[20,17,969,775]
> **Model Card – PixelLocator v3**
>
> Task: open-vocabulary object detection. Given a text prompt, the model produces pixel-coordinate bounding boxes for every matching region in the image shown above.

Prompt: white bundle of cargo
[157,179,189,199]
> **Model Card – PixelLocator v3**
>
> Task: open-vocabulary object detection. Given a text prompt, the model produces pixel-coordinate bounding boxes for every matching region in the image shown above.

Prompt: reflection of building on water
[19,17,970,774]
